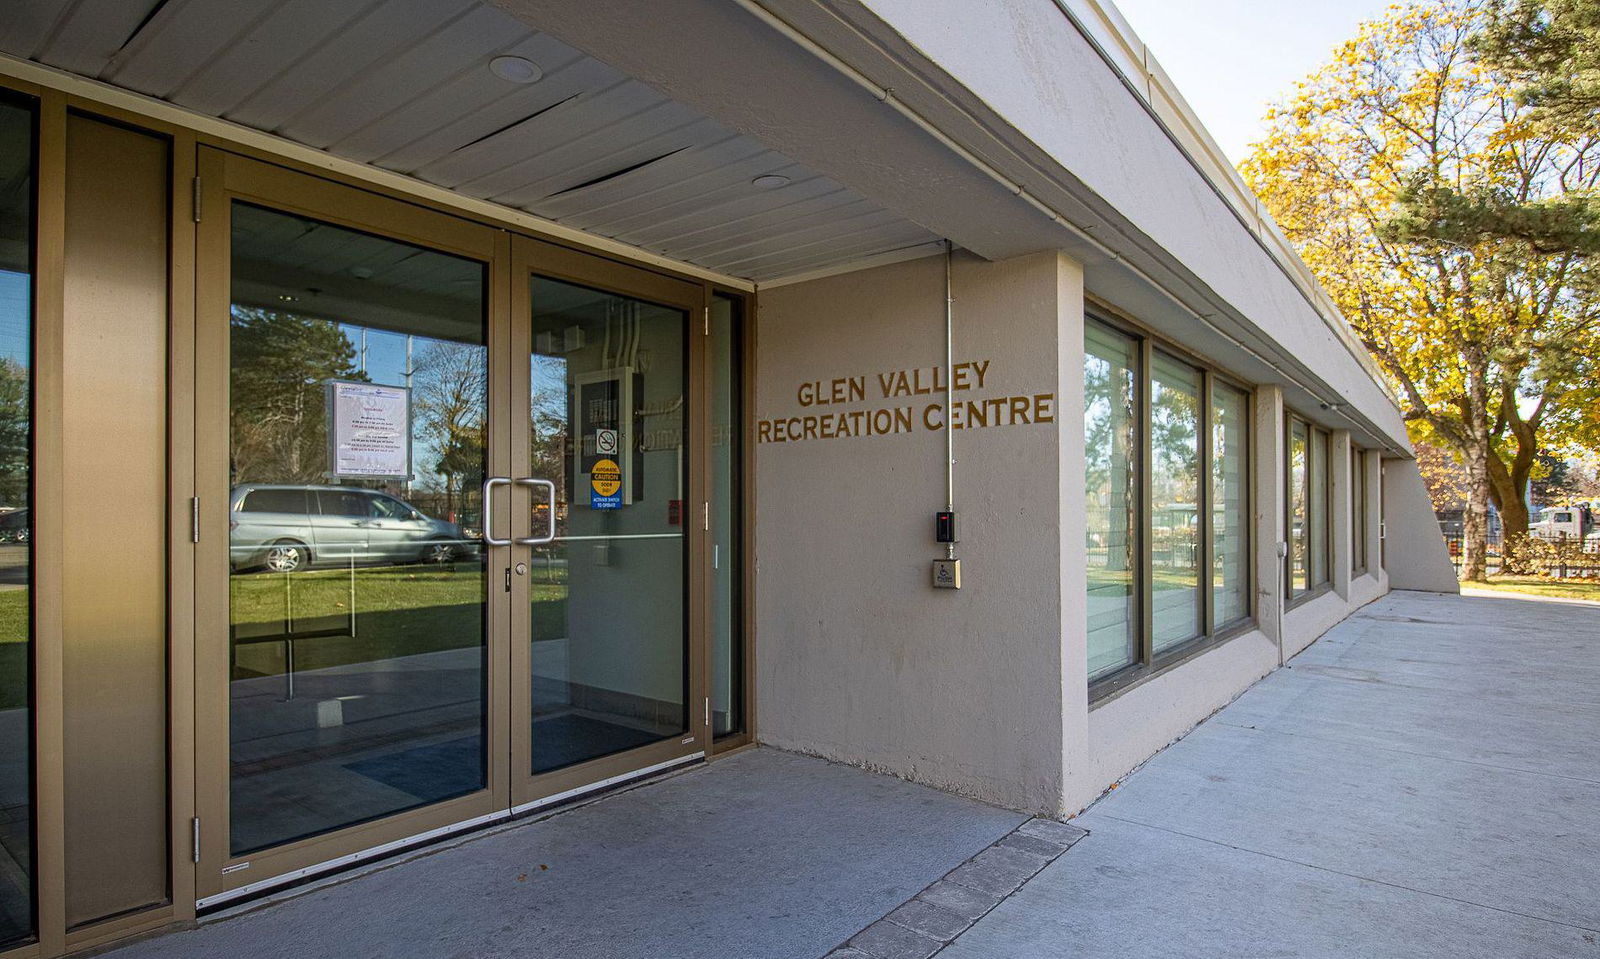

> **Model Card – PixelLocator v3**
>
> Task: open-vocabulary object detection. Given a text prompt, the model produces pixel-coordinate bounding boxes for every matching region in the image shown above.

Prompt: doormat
[345,736,485,803]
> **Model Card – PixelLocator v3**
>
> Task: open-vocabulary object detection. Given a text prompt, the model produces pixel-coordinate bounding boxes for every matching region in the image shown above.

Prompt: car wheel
[422,538,455,565]
[264,540,308,573]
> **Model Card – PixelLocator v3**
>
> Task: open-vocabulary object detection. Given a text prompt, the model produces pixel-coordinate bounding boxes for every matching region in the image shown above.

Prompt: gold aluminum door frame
[508,235,709,809]
[192,148,513,902]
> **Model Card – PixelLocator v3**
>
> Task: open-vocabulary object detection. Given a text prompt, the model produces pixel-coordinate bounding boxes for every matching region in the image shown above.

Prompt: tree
[1478,0,1600,130]
[0,357,28,508]
[1532,451,1600,500]
[1392,1,1599,254]
[411,340,488,520]
[230,308,365,484]
[1240,0,1600,580]
[1416,440,1473,513]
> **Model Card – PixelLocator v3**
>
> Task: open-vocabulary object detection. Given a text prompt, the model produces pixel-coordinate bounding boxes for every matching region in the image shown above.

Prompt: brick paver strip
[825,817,1089,959]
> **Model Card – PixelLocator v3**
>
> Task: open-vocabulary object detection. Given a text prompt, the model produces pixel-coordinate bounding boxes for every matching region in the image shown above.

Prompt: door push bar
[481,476,512,547]
[480,476,557,547]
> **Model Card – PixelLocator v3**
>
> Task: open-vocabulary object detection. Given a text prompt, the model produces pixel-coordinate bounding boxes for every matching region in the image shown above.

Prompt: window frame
[1284,412,1334,609]
[1351,445,1367,576]
[1210,379,1253,633]
[1086,309,1256,704]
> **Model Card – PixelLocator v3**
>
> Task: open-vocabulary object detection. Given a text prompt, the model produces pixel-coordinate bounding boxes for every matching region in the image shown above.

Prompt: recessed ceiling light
[349,266,374,279]
[490,56,543,84]
[752,174,790,189]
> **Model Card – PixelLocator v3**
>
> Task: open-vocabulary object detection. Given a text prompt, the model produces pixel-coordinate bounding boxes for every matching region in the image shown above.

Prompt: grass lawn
[1462,575,1600,604]
[232,563,569,679]
[0,590,25,710]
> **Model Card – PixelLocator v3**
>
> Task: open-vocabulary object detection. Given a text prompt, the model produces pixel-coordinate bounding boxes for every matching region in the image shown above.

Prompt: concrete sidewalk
[103,749,1025,959]
[934,590,1600,959]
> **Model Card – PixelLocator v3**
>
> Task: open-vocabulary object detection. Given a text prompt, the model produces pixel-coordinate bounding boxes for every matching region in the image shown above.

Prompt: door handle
[482,477,512,547]
[515,478,557,546]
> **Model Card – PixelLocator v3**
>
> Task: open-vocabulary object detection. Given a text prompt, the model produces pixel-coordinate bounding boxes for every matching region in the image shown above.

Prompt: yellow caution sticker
[590,458,622,509]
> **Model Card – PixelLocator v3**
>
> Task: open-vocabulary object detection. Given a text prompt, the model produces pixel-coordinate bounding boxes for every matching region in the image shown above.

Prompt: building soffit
[487,0,1409,453]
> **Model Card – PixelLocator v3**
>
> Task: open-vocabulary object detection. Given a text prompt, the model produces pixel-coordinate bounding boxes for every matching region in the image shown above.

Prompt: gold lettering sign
[759,360,1055,444]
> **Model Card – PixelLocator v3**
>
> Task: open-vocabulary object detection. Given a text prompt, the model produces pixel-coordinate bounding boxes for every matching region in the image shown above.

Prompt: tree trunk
[1461,440,1491,581]
[1457,363,1495,582]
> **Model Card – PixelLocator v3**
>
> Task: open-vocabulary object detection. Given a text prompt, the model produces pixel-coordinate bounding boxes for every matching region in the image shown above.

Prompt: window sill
[1284,581,1334,612]
[1088,618,1257,709]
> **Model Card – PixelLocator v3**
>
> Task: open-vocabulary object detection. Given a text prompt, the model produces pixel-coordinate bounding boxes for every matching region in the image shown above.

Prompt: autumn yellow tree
[1241,0,1600,580]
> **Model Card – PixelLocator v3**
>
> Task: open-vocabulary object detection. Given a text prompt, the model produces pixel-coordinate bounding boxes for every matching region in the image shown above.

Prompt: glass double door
[196,150,707,900]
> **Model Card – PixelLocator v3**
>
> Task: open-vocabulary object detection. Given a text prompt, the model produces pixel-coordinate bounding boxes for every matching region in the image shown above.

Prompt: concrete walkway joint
[830,817,1089,959]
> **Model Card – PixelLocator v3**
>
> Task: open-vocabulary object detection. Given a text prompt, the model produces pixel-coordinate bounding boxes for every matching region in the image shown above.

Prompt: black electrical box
[935,510,957,544]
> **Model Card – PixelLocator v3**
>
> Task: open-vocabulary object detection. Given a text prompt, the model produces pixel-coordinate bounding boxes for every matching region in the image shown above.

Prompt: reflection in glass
[1085,321,1139,680]
[1212,384,1249,627]
[1150,353,1201,652]
[710,294,742,738]
[1309,428,1329,586]
[0,96,33,948]
[227,203,488,855]
[528,276,686,774]
[1288,420,1309,596]
[1352,447,1366,572]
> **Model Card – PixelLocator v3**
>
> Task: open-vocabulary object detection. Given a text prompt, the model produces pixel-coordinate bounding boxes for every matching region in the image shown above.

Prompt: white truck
[1529,504,1600,550]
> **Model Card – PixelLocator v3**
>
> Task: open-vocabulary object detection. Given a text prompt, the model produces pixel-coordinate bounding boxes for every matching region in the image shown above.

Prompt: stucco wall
[1382,458,1461,593]
[754,250,1077,813]
[1075,629,1278,812]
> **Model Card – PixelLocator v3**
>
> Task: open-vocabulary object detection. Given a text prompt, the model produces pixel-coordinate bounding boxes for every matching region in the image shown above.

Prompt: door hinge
[704,697,710,729]
[190,497,200,544]
[191,817,201,863]
[702,502,709,531]
[702,305,709,336]
[192,176,202,223]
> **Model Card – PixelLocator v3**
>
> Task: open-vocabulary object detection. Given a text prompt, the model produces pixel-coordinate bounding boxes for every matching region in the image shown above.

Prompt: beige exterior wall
[755,252,1425,816]
[754,250,1077,813]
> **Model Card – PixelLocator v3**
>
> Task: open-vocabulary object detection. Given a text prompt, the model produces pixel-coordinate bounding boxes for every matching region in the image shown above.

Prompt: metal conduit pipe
[944,239,955,560]
[729,0,1405,457]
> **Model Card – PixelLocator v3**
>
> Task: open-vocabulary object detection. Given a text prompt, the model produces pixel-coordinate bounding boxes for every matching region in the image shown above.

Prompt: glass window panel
[1150,352,1202,652]
[1352,447,1366,572]
[1310,429,1329,586]
[528,276,687,774]
[1212,383,1249,627]
[710,294,743,738]
[1084,321,1139,681]
[227,202,489,855]
[1288,419,1309,596]
[0,95,33,949]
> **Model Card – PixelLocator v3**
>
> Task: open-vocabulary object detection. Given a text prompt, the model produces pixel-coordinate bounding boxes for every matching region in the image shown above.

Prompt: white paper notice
[329,381,410,478]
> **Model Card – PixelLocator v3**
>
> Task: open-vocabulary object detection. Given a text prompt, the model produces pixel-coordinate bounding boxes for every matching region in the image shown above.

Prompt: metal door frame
[192,147,513,903]
[506,235,710,810]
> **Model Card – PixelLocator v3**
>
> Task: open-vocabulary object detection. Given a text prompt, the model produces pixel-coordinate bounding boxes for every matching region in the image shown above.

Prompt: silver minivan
[230,484,469,573]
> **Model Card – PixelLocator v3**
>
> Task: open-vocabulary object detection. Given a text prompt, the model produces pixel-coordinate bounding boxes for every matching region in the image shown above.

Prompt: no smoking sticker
[590,457,622,509]
[595,428,618,456]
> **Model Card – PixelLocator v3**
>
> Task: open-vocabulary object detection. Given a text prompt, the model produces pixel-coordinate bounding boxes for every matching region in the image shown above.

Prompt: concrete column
[1252,386,1285,652]
[1331,430,1352,600]
[1057,253,1090,817]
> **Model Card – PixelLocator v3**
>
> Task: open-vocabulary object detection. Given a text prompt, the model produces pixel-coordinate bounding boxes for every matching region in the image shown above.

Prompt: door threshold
[197,751,704,914]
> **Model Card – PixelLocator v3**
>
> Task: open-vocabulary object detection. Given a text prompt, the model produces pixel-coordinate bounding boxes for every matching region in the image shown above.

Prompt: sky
[1112,0,1395,164]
